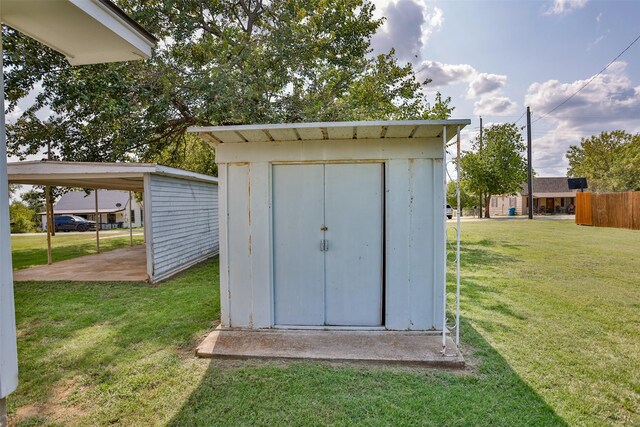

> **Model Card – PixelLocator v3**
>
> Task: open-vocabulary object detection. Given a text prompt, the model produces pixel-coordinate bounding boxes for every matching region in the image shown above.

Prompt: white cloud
[526,61,640,127]
[417,61,517,116]
[596,12,602,23]
[524,61,640,175]
[370,0,443,62]
[473,97,517,116]
[421,6,443,48]
[544,0,588,15]
[467,73,508,98]
[416,60,475,86]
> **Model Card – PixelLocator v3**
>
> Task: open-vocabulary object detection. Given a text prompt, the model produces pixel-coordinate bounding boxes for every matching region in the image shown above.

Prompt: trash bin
[508,207,516,216]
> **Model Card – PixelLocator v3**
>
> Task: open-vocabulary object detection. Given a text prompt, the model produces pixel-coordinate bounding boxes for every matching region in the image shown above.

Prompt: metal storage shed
[8,161,219,283]
[192,120,469,334]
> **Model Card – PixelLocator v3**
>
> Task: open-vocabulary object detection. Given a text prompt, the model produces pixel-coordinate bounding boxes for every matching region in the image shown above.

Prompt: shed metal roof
[7,161,218,192]
[190,120,470,145]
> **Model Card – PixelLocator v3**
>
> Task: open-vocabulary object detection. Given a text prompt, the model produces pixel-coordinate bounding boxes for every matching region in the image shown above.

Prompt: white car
[446,204,453,219]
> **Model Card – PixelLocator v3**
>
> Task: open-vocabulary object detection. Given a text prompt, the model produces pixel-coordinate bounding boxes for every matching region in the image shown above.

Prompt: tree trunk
[478,192,483,218]
[485,195,491,219]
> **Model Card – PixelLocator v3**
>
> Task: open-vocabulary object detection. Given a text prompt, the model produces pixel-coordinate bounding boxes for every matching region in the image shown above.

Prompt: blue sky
[7,1,640,179]
[371,0,640,176]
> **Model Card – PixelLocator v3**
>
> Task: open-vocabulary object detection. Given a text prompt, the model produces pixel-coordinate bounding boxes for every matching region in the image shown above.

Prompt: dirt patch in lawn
[13,379,86,425]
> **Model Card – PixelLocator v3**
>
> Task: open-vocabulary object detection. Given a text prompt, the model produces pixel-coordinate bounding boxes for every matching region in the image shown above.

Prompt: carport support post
[129,191,133,246]
[45,186,52,264]
[95,189,100,253]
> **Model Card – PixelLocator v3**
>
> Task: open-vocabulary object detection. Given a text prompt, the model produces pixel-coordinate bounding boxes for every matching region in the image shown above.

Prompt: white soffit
[2,0,157,65]
[190,119,471,145]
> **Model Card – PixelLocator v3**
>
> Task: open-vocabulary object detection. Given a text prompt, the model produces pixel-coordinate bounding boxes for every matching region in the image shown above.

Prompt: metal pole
[129,191,133,246]
[0,397,7,427]
[456,126,462,348]
[0,19,19,405]
[45,186,52,265]
[478,116,483,218]
[442,125,448,354]
[94,189,100,253]
[527,107,533,219]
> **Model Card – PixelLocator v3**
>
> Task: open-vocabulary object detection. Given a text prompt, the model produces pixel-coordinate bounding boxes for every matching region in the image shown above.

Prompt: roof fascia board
[153,165,219,184]
[67,0,154,65]
[8,162,156,175]
[94,0,158,44]
[188,119,471,134]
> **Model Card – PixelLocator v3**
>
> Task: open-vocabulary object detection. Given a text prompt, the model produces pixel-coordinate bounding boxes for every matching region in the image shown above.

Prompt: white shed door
[273,164,325,325]
[273,163,383,327]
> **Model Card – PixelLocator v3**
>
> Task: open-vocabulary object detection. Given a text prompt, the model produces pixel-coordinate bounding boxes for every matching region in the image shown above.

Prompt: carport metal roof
[190,119,471,145]
[8,161,218,192]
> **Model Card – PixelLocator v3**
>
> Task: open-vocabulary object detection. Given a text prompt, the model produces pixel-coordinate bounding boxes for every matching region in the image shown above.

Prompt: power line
[514,110,526,125]
[532,31,640,124]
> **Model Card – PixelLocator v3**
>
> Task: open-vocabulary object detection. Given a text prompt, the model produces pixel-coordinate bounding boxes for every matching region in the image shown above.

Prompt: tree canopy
[461,123,527,218]
[446,180,476,212]
[9,201,36,233]
[5,0,452,174]
[567,130,640,192]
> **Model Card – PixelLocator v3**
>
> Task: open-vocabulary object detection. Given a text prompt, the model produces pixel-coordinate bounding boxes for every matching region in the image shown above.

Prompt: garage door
[273,163,383,326]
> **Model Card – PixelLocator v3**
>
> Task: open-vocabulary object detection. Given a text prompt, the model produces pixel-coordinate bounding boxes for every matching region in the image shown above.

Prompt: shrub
[9,201,36,233]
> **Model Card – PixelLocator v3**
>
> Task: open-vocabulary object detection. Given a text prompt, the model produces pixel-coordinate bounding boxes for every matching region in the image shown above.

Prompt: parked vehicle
[446,204,453,219]
[54,215,96,232]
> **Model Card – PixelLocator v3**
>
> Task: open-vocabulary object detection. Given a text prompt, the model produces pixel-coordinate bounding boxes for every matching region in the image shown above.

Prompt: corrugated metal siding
[223,159,446,331]
[149,175,218,281]
[386,159,445,330]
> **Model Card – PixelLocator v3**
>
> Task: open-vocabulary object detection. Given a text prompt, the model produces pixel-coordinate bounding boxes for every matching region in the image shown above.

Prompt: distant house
[490,177,577,216]
[40,190,143,230]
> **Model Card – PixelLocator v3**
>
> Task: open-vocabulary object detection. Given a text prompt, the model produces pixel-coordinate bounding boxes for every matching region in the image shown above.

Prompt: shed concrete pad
[13,244,148,282]
[196,328,464,368]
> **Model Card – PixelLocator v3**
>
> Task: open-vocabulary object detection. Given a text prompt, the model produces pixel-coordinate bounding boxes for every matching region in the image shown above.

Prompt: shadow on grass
[11,258,220,417]
[448,238,520,270]
[166,320,567,426]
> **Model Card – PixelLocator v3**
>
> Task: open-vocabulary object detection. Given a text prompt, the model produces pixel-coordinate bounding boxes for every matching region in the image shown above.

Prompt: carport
[8,161,219,283]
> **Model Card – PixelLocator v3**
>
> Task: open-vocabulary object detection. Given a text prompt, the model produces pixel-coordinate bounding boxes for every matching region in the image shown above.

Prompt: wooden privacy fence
[576,191,640,230]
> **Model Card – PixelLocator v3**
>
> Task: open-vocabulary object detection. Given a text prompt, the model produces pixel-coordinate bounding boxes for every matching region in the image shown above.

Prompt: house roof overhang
[1,0,157,65]
[189,119,471,145]
[532,192,577,198]
[7,161,218,192]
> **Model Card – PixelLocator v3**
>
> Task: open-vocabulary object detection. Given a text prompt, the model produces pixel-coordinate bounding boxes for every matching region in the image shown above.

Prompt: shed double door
[273,163,383,326]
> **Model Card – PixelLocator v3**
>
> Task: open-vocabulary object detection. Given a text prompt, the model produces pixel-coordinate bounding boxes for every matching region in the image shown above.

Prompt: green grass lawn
[8,220,640,425]
[11,232,144,270]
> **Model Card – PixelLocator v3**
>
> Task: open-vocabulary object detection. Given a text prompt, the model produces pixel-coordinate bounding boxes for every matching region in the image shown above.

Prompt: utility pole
[527,107,533,219]
[478,116,483,218]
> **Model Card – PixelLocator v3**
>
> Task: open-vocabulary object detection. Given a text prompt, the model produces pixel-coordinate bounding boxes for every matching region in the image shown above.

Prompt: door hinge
[320,239,329,251]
